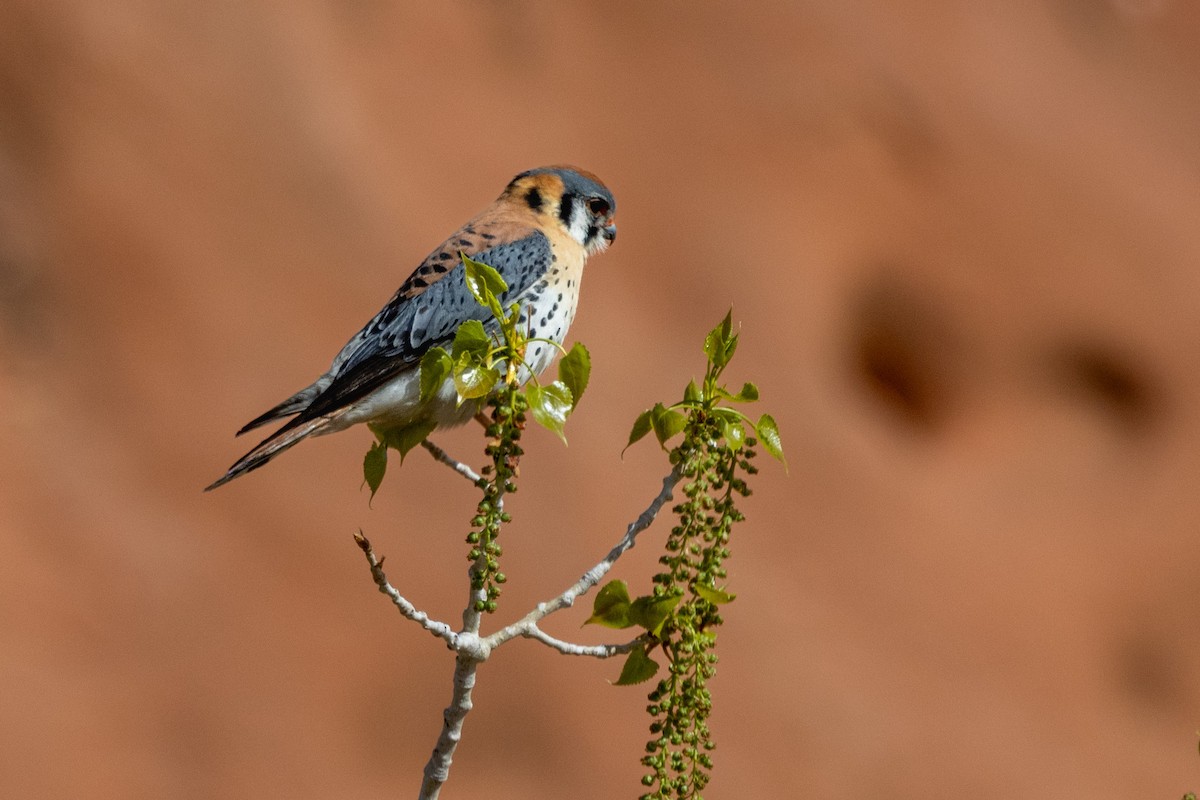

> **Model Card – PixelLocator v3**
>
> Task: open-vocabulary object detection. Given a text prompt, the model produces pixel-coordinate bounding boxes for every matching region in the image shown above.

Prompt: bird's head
[505,166,617,256]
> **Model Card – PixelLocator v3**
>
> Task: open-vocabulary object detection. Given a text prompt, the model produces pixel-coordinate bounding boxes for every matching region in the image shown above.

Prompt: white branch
[356,527,490,800]
[487,466,682,650]
[353,532,458,646]
[515,622,638,658]
[419,655,479,800]
[422,439,483,485]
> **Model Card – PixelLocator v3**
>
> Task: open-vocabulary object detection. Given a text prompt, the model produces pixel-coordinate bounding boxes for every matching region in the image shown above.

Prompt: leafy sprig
[590,309,784,799]
[625,310,784,467]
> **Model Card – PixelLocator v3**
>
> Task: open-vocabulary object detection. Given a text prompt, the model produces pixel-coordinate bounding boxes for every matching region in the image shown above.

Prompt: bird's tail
[235,379,330,436]
[205,412,340,491]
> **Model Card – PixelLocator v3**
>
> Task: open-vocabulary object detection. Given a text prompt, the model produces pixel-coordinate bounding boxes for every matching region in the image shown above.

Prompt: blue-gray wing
[295,231,552,421]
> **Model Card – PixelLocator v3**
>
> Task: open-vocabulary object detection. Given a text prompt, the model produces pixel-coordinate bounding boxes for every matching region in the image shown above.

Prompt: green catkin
[638,418,755,800]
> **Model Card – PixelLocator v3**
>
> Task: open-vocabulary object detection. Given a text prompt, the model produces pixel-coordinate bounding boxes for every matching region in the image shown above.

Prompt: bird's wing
[295,229,553,422]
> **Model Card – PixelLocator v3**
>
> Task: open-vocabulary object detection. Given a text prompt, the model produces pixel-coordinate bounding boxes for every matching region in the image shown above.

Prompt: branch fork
[353,440,681,800]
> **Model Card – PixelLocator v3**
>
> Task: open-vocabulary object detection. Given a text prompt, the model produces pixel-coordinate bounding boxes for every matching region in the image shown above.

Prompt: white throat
[566,200,591,246]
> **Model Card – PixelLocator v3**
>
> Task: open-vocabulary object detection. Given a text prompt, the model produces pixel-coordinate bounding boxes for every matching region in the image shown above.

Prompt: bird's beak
[602,222,617,243]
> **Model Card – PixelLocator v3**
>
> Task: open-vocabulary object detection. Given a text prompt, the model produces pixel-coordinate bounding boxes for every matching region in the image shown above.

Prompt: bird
[205,165,616,491]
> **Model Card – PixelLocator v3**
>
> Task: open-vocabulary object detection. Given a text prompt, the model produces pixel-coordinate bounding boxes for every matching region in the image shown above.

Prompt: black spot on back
[525,187,543,211]
[377,302,400,325]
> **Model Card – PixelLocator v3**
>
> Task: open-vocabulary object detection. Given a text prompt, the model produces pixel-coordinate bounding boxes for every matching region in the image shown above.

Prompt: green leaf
[374,419,438,462]
[527,380,573,442]
[629,593,682,637]
[703,309,738,369]
[702,310,730,361]
[614,645,660,686]
[419,347,452,403]
[722,418,746,450]
[362,439,388,501]
[585,580,633,628]
[756,413,786,467]
[623,409,654,455]
[683,379,703,404]
[720,381,759,403]
[650,403,687,447]
[558,342,591,408]
[453,355,500,401]
[451,319,491,361]
[694,583,736,605]
[722,332,739,367]
[461,252,508,313]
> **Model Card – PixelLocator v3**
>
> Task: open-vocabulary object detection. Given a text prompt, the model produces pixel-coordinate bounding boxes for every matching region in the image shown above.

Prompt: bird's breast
[508,241,583,383]
[518,240,584,339]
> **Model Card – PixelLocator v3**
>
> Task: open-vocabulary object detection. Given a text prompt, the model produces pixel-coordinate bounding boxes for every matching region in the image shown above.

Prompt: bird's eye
[587,197,609,216]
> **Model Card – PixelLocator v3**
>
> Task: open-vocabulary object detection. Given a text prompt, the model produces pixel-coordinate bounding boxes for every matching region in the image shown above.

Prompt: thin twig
[353,532,458,646]
[488,466,682,649]
[517,623,639,658]
[422,439,483,485]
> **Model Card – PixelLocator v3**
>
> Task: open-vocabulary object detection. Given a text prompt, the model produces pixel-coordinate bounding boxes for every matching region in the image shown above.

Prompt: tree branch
[515,623,639,658]
[419,654,480,800]
[353,532,458,646]
[422,439,483,485]
[488,466,682,649]
[356,524,491,800]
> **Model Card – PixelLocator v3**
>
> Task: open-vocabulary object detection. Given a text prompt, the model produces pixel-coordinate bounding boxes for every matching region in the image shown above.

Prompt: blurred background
[1,2,1199,797]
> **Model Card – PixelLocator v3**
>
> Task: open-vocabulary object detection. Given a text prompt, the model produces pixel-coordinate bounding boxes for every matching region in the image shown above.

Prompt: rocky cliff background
[2,2,1199,797]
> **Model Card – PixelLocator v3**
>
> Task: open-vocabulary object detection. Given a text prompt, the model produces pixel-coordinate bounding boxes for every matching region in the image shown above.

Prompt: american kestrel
[206,166,616,490]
